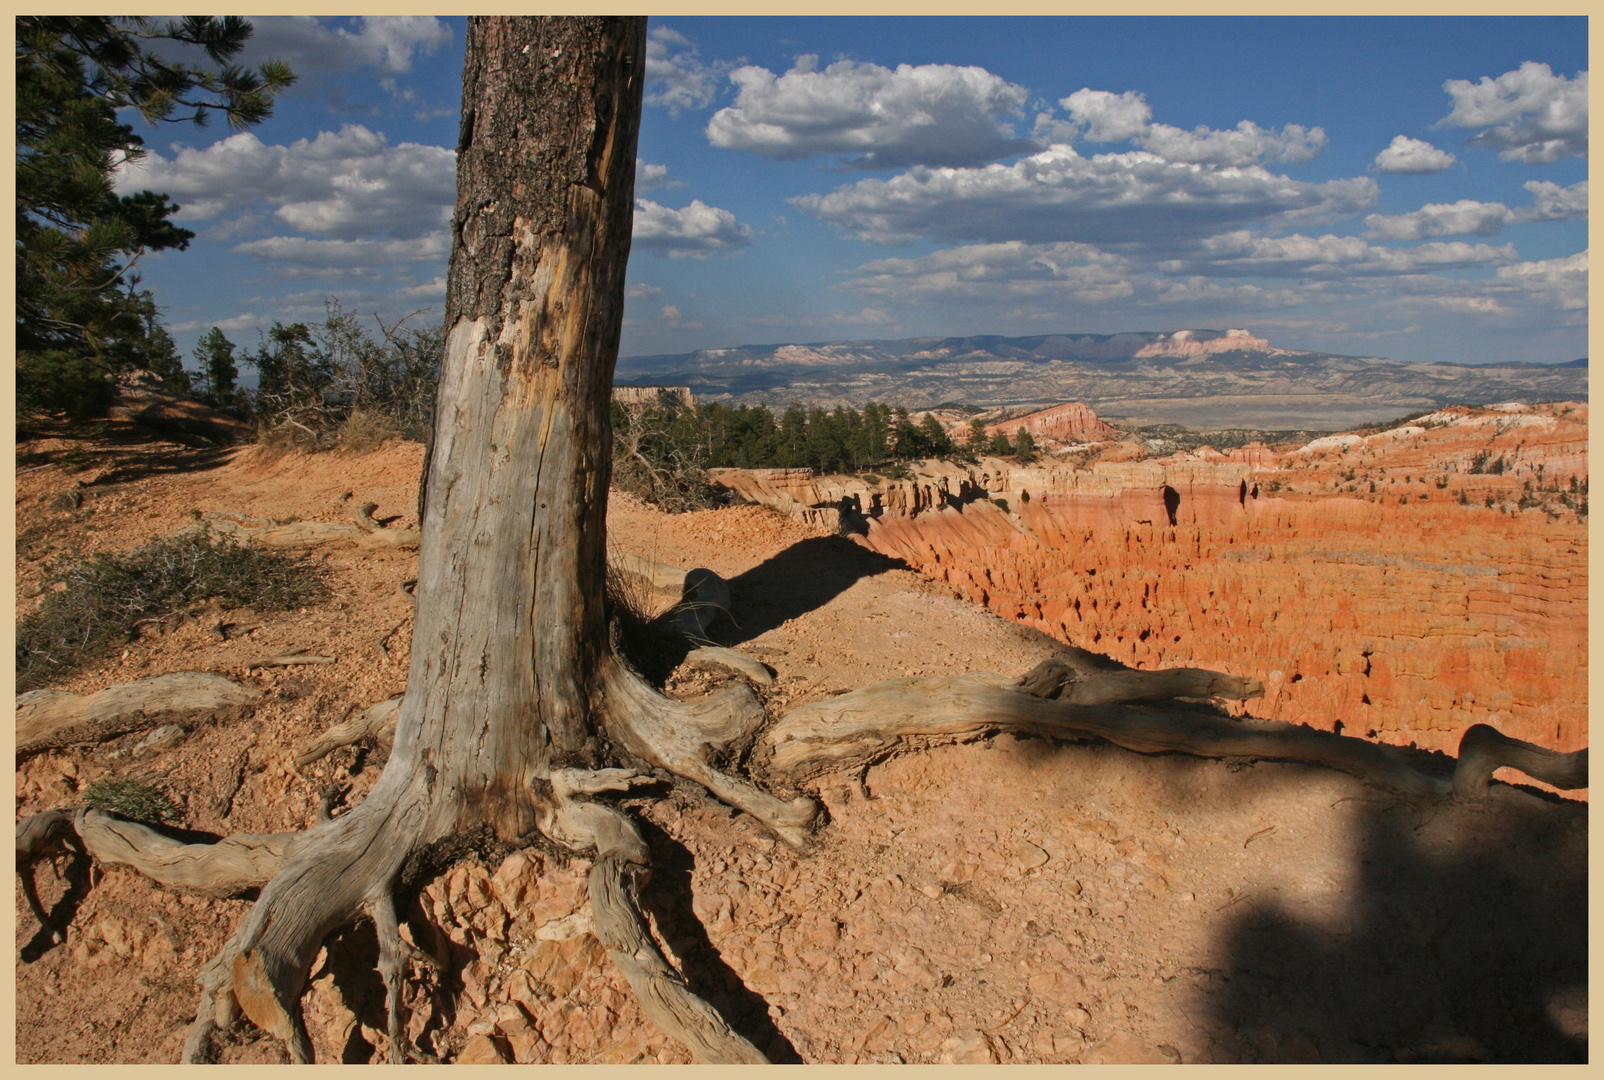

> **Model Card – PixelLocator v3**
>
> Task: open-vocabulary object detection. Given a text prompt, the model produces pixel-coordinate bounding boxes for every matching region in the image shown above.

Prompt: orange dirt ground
[13,416,1588,1064]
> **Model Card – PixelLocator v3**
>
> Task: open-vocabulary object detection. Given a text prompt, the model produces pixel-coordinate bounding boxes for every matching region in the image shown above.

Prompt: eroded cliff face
[971,402,1118,444]
[713,403,1588,765]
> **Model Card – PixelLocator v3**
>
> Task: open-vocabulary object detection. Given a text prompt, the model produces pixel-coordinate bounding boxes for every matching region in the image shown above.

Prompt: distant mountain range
[616,330,1588,432]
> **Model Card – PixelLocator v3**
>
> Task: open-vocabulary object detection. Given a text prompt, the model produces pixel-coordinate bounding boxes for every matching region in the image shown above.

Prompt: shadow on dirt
[722,535,905,643]
[18,420,238,489]
[635,813,803,1062]
[1204,790,1587,1063]
[617,535,908,685]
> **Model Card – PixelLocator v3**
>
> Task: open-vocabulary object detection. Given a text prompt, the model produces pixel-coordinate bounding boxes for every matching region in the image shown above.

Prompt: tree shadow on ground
[17,421,239,488]
[1202,787,1586,1063]
[634,812,803,1062]
[621,535,907,684]
[721,535,906,644]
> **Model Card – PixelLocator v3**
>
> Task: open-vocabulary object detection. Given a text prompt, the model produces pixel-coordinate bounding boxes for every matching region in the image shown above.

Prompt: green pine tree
[16,17,294,420]
[192,326,244,414]
[964,419,989,461]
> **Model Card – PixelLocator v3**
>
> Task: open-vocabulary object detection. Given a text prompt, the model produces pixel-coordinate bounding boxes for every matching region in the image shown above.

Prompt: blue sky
[113,16,1587,370]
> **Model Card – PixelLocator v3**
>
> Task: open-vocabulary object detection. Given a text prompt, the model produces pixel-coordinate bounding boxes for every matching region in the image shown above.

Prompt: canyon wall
[714,403,1588,767]
[972,402,1117,444]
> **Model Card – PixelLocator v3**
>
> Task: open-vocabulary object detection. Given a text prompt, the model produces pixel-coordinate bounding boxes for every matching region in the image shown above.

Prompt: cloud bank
[632,198,754,257]
[706,56,1032,168]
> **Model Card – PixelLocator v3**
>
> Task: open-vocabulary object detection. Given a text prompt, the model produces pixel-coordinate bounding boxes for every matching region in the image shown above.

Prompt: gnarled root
[1454,723,1588,797]
[1015,654,1263,705]
[15,809,82,944]
[684,646,775,686]
[295,696,401,768]
[602,653,819,848]
[17,672,260,759]
[201,502,419,550]
[542,769,768,1063]
[759,669,1583,800]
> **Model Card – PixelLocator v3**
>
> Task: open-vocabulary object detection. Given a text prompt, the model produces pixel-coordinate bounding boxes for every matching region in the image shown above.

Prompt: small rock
[1014,840,1050,871]
[135,724,187,756]
[456,1033,509,1064]
[917,884,943,899]
[938,1032,997,1064]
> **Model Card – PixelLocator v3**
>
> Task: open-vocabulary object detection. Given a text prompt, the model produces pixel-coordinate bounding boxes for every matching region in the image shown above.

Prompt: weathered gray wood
[294,696,401,768]
[17,672,259,757]
[538,768,768,1063]
[684,645,776,686]
[1454,723,1588,797]
[760,672,1452,796]
[74,809,302,894]
[202,508,419,550]
[1014,655,1263,706]
[174,17,664,1065]
[603,654,818,847]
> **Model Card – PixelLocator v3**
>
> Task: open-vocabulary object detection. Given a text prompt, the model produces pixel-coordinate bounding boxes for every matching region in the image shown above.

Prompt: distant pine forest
[612,398,1034,510]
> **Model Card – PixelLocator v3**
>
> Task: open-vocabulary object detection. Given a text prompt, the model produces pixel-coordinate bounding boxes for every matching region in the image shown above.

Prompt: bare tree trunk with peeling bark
[15,15,1589,1066]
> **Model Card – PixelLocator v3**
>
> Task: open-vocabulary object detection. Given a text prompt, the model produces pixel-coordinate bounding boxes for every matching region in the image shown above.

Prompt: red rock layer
[842,403,1588,763]
[981,401,1117,444]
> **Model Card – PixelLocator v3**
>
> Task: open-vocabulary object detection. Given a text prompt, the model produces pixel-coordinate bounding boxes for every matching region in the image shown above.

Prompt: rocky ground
[13,421,1588,1063]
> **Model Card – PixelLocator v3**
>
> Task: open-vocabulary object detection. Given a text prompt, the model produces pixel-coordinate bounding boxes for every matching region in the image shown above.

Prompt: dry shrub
[338,409,397,454]
[253,417,333,459]
[83,776,182,825]
[16,528,329,691]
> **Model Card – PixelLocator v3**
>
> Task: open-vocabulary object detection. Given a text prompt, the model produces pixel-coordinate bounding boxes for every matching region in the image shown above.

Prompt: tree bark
[164,17,656,1062]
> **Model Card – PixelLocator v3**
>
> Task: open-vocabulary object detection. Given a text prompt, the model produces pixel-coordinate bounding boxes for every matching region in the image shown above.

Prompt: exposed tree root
[294,696,401,768]
[684,646,775,686]
[757,669,1586,799]
[17,672,259,759]
[602,653,819,848]
[201,502,419,550]
[541,768,768,1063]
[1453,723,1588,798]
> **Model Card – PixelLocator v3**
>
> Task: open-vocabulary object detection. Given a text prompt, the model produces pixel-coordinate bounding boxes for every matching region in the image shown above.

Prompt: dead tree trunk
[141,17,757,1063]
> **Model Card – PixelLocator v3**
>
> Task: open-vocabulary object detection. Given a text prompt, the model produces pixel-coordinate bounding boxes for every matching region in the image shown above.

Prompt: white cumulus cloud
[1493,250,1587,309]
[1195,231,1515,276]
[636,162,673,191]
[1363,180,1586,240]
[241,16,452,77]
[1058,88,1325,166]
[169,312,262,334]
[645,26,727,114]
[632,198,754,257]
[114,125,456,240]
[706,56,1032,168]
[791,144,1377,252]
[232,232,450,277]
[1441,61,1587,163]
[1373,135,1458,174]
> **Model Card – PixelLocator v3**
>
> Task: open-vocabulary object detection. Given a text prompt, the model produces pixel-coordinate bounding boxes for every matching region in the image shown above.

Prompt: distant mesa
[1132,327,1280,360]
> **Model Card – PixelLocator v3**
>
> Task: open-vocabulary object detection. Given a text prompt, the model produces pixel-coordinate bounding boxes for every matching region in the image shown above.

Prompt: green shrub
[17,528,328,690]
[83,776,182,825]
